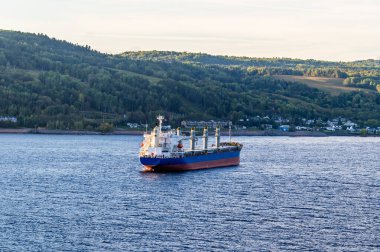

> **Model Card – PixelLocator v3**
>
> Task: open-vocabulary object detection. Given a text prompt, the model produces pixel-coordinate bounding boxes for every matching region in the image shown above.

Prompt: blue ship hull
[140,150,241,171]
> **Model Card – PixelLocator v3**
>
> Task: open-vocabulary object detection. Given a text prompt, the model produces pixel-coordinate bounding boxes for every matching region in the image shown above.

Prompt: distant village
[124,116,379,135]
[233,115,380,134]
[1,115,379,135]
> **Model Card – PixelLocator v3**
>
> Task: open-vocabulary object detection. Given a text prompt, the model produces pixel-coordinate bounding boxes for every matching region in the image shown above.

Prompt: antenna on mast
[229,124,231,143]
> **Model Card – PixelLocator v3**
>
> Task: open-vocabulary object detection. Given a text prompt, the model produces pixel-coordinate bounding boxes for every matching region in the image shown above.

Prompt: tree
[98,123,113,133]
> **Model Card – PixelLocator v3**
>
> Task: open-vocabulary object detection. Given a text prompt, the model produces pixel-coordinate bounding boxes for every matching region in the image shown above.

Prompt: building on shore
[181,120,232,129]
[0,116,17,123]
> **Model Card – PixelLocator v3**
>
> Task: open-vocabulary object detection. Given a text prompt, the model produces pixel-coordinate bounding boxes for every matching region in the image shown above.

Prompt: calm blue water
[0,135,379,251]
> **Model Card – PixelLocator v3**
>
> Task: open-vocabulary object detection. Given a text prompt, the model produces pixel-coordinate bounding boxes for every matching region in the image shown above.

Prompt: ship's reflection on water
[141,167,154,173]
[139,167,183,179]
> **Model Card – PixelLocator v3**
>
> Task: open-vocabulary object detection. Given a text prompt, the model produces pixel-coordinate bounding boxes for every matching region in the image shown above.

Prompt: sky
[2,0,380,61]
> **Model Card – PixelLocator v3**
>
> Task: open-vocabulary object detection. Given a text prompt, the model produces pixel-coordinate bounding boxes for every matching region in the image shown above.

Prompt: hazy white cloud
[1,0,380,60]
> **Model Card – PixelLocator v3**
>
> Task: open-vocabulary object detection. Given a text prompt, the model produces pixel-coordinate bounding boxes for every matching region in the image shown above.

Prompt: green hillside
[0,30,380,130]
[273,75,374,96]
[123,51,380,92]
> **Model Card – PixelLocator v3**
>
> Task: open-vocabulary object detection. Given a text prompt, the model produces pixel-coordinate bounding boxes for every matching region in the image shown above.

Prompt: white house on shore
[0,116,17,123]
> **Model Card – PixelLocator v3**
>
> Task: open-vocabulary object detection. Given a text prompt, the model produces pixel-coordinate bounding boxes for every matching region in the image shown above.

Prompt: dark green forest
[1,30,380,130]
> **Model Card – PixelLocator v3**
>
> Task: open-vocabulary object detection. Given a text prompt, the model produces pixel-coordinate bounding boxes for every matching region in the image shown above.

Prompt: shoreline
[0,128,377,137]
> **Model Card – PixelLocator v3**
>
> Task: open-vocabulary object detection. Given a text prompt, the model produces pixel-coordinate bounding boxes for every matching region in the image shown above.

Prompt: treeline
[123,51,380,72]
[0,30,380,130]
[343,77,380,91]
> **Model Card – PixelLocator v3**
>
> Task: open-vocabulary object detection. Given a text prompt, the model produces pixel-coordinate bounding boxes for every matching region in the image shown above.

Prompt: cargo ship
[139,116,242,172]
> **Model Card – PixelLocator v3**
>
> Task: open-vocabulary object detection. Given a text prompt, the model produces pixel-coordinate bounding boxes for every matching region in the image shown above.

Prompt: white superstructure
[139,115,184,158]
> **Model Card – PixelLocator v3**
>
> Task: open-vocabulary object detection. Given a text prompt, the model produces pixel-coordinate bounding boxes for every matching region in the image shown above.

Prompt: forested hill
[1,30,380,130]
[123,51,380,82]
[122,51,380,69]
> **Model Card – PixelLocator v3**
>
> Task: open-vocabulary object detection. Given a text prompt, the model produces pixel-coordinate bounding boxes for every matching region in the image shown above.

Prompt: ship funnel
[203,127,208,150]
[215,127,220,148]
[190,127,196,151]
[177,127,181,136]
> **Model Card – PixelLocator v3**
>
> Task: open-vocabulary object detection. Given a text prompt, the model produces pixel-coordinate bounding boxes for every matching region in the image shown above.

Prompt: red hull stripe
[145,157,240,171]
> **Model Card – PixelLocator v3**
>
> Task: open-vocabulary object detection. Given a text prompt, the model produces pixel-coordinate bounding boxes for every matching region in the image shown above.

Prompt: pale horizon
[2,0,380,61]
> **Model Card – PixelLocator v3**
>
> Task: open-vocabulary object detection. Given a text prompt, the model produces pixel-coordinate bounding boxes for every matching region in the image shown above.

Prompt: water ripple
[0,135,379,251]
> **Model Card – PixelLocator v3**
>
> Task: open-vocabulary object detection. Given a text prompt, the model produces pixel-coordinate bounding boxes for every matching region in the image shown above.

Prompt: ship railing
[141,154,171,158]
[219,142,242,147]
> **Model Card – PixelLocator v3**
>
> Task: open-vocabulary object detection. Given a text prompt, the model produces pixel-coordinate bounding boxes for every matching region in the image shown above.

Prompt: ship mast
[157,115,164,136]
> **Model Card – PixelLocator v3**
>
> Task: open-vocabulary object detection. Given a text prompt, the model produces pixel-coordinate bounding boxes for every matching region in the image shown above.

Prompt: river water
[0,135,379,251]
